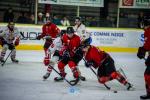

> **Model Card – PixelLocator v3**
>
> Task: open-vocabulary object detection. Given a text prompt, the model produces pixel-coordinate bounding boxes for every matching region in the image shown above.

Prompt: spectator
[3,8,14,22]
[60,16,70,26]
[37,12,44,25]
[138,12,145,28]
[28,14,35,24]
[43,12,51,24]
[105,16,113,27]
[17,12,28,23]
[52,15,61,25]
[89,17,97,27]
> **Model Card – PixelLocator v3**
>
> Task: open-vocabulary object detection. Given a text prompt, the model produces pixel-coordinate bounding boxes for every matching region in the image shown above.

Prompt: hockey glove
[75,46,83,56]
[14,38,20,46]
[62,50,70,59]
[137,46,146,59]
[8,43,15,50]
[44,56,50,66]
[36,35,42,40]
[85,62,93,68]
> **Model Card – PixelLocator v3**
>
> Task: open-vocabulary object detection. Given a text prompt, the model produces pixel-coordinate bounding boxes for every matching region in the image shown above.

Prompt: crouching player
[82,44,134,90]
[0,21,20,63]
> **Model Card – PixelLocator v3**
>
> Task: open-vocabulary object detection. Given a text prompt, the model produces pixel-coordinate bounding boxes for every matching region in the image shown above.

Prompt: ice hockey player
[82,44,134,90]
[36,17,60,56]
[42,30,66,80]
[74,17,91,42]
[137,16,150,99]
[0,21,20,63]
[54,27,83,83]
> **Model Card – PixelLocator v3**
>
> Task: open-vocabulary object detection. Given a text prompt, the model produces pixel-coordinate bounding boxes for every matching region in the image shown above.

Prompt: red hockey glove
[15,38,20,46]
[44,56,50,66]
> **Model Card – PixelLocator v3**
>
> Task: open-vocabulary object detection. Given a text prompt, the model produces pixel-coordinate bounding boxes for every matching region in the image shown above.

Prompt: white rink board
[0,25,144,48]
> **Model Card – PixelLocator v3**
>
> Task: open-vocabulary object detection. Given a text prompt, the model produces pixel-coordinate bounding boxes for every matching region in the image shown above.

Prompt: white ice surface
[0,50,146,100]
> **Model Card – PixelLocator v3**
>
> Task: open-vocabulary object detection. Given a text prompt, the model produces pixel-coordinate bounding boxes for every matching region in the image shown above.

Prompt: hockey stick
[50,65,79,86]
[1,50,13,66]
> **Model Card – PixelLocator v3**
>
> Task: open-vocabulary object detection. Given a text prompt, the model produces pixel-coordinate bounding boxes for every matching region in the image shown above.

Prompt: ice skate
[54,73,66,82]
[80,75,86,81]
[43,72,50,81]
[125,83,135,91]
[54,77,64,82]
[11,58,19,63]
[140,94,150,99]
[0,58,4,63]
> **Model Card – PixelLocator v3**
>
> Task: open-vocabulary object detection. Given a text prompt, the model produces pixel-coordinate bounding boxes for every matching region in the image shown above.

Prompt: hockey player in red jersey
[82,44,133,90]
[0,21,20,63]
[36,17,60,56]
[137,17,150,99]
[54,27,82,83]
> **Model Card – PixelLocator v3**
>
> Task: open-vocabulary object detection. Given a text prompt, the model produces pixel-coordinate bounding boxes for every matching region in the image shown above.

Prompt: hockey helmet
[66,27,74,34]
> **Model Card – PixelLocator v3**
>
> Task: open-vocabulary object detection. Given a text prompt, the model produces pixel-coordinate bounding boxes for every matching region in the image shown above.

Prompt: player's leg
[43,55,59,80]
[68,61,80,79]
[43,39,52,56]
[9,44,18,63]
[73,53,86,81]
[140,55,150,99]
[97,56,115,84]
[54,60,67,81]
[0,44,8,63]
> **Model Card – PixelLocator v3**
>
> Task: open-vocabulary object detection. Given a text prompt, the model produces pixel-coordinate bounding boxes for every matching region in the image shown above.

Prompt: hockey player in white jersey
[42,30,65,80]
[74,17,91,41]
[0,21,20,63]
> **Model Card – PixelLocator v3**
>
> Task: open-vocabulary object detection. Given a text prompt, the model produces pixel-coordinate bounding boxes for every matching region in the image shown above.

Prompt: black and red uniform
[143,26,150,97]
[57,33,81,79]
[37,22,60,56]
[137,17,150,99]
[84,45,132,90]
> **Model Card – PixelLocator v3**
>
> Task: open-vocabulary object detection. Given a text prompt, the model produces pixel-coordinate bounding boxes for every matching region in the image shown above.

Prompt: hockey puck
[113,90,117,93]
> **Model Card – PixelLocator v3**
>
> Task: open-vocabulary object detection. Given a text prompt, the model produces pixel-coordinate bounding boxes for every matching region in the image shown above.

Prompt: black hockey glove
[85,62,93,68]
[62,50,70,59]
[137,46,146,59]
[8,43,15,50]
[75,46,83,56]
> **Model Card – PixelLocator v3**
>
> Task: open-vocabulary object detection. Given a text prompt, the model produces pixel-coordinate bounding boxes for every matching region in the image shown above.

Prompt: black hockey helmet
[66,27,74,34]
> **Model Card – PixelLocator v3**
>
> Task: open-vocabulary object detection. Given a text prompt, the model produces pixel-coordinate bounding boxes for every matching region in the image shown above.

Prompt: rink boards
[0,23,144,52]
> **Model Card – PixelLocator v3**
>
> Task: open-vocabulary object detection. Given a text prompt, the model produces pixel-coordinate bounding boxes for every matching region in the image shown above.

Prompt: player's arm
[36,26,46,40]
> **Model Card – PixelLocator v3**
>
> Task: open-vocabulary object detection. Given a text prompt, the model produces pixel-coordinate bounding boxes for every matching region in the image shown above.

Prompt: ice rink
[0,50,146,100]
